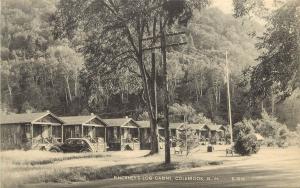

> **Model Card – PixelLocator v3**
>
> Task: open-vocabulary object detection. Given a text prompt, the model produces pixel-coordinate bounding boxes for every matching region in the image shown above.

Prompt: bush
[233,119,255,141]
[287,131,300,146]
[276,126,289,147]
[234,133,259,156]
[263,137,276,147]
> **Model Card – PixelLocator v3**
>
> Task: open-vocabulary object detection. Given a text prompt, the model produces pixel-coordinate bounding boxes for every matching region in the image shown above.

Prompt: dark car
[49,138,93,153]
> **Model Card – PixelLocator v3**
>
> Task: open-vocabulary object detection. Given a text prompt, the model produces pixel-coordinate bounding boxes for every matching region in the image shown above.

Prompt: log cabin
[60,114,109,152]
[168,123,226,145]
[178,124,202,139]
[136,121,165,150]
[103,118,141,151]
[169,123,185,147]
[169,123,185,139]
[0,111,64,150]
[199,124,226,144]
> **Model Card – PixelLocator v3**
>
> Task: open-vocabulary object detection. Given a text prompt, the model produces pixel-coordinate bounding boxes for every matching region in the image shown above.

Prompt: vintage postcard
[0,0,299,187]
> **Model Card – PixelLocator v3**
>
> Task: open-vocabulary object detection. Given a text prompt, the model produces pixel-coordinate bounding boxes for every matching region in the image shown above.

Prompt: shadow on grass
[13,153,110,166]
[35,160,223,184]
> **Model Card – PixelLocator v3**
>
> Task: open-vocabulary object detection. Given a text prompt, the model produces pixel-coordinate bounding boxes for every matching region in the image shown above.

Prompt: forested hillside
[1,0,299,129]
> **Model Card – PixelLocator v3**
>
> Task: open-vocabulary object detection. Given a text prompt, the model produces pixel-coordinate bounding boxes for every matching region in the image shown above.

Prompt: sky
[211,0,284,15]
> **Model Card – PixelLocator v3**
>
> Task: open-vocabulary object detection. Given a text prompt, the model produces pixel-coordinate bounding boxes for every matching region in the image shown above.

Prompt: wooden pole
[225,51,233,146]
[61,125,64,143]
[50,125,53,141]
[104,127,107,152]
[120,127,123,151]
[31,124,34,146]
[138,128,141,149]
[161,16,171,164]
[185,123,188,156]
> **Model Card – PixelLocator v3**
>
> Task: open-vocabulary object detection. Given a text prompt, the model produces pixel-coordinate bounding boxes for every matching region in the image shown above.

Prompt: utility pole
[142,19,186,164]
[160,16,171,164]
[185,123,188,156]
[225,51,233,146]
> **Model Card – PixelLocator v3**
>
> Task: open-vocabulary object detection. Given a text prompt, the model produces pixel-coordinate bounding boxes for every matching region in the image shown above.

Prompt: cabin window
[52,126,61,138]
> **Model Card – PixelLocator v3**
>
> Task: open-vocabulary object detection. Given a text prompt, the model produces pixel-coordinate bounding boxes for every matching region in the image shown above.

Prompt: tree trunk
[6,77,12,106]
[106,95,109,106]
[136,15,158,154]
[218,86,221,104]
[215,85,218,110]
[271,92,275,116]
[121,92,124,103]
[50,69,54,88]
[195,79,199,102]
[65,76,72,102]
[200,78,203,97]
[160,16,171,164]
[65,88,69,105]
[74,70,78,97]
[150,52,159,153]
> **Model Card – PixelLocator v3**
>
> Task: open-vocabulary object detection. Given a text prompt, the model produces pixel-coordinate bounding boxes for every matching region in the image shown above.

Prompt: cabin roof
[135,121,164,129]
[184,124,202,130]
[169,122,185,129]
[207,124,220,131]
[103,118,140,128]
[199,124,222,131]
[60,115,108,126]
[0,111,64,125]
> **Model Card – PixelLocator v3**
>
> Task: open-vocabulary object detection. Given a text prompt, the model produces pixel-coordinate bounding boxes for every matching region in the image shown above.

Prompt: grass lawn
[0,147,226,188]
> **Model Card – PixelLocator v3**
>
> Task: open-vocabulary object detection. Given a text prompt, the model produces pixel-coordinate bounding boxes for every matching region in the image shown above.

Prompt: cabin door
[42,125,50,138]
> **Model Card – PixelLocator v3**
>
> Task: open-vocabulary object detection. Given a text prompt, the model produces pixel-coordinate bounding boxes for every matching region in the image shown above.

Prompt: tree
[233,118,255,140]
[53,0,209,163]
[234,0,300,113]
[234,133,259,156]
[169,103,196,122]
[47,42,83,103]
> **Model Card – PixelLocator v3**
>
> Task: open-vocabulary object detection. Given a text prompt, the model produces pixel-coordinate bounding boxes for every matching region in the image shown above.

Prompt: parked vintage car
[48,138,102,153]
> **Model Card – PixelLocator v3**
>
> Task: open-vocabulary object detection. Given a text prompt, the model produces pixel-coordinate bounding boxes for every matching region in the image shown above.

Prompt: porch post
[81,124,84,137]
[138,128,140,149]
[50,125,53,140]
[104,127,107,152]
[120,127,123,151]
[132,128,134,150]
[61,125,64,142]
[31,124,34,146]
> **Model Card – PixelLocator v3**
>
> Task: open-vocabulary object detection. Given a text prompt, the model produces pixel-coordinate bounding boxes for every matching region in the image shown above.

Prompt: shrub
[234,133,259,156]
[225,133,231,144]
[233,119,255,141]
[276,126,289,147]
[263,136,276,147]
[287,131,300,146]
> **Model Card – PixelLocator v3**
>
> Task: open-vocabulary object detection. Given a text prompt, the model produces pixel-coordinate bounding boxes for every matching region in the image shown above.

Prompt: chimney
[125,116,129,119]
[46,110,50,113]
[91,113,94,116]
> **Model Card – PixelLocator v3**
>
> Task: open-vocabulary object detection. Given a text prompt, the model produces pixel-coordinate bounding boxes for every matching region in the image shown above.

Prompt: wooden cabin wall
[170,129,177,137]
[95,127,105,141]
[0,124,27,150]
[106,127,121,151]
[63,125,81,141]
[32,125,51,139]
[140,128,151,150]
[52,126,62,141]
[159,129,165,137]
